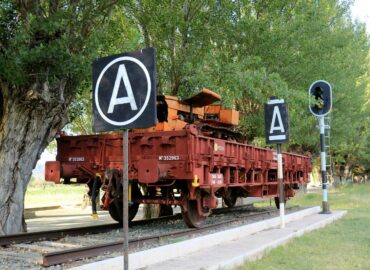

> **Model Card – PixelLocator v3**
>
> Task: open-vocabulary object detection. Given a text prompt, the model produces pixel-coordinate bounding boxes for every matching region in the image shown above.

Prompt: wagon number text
[158,155,180,161]
[68,157,85,162]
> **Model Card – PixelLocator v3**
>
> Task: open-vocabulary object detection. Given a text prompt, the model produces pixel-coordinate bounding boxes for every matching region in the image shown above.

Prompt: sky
[351,0,370,33]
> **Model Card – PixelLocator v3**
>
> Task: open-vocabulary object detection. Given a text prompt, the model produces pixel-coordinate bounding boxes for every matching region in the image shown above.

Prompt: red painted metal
[45,124,311,227]
[46,124,311,191]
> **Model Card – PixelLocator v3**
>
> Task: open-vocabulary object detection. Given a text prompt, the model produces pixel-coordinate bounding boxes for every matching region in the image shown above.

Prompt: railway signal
[309,80,332,117]
[92,48,157,270]
[309,80,332,214]
[265,97,289,228]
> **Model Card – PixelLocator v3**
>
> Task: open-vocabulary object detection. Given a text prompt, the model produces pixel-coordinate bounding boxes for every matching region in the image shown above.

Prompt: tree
[0,0,119,235]
[1,0,367,235]
[122,0,369,172]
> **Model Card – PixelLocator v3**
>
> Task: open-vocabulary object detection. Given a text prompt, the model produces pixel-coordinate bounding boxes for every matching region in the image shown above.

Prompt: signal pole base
[319,201,331,214]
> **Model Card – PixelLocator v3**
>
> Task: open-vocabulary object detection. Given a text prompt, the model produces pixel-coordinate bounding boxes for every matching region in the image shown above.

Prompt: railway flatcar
[45,88,311,227]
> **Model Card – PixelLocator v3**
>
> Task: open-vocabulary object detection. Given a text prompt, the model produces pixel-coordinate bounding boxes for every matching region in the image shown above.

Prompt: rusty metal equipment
[45,88,311,228]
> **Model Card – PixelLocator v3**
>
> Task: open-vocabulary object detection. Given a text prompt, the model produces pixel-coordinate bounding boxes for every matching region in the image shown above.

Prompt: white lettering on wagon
[158,155,180,161]
[211,173,223,185]
[214,143,225,152]
[68,157,85,162]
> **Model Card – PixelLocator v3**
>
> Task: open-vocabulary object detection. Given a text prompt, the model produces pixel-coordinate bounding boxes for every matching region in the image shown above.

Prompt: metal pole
[277,143,285,228]
[123,129,129,270]
[319,117,330,214]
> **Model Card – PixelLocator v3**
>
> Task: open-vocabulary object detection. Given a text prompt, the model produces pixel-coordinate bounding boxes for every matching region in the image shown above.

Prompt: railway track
[0,204,299,268]
[1,214,183,247]
[1,203,257,246]
[0,223,121,246]
[41,205,299,267]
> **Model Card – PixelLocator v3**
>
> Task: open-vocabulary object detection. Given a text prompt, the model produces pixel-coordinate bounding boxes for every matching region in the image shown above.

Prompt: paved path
[26,206,115,232]
[70,206,346,270]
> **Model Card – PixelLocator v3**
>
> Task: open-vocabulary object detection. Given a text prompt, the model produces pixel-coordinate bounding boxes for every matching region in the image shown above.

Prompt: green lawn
[25,182,86,208]
[235,183,370,270]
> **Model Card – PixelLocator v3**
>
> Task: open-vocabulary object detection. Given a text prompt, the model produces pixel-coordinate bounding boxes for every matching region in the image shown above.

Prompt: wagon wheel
[223,189,238,208]
[181,198,206,228]
[159,205,174,217]
[223,195,237,208]
[108,181,141,224]
[108,201,120,222]
[274,196,287,209]
[108,200,139,224]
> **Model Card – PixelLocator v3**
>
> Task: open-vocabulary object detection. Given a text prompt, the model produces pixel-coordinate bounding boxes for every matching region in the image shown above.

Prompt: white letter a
[269,106,285,134]
[108,64,138,113]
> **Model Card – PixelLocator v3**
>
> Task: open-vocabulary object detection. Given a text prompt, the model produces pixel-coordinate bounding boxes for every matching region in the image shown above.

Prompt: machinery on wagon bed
[45,88,311,228]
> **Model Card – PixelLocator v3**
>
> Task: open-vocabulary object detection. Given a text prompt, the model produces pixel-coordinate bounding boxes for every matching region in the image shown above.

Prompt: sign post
[92,48,157,269]
[123,129,129,270]
[277,143,284,227]
[265,97,289,228]
[309,80,332,214]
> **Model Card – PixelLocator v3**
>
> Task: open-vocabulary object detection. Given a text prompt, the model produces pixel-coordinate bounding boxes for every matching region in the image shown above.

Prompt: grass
[235,183,370,270]
[25,179,86,208]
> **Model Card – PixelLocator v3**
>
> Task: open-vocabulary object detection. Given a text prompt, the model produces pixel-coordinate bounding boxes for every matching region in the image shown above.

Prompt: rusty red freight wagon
[45,89,311,227]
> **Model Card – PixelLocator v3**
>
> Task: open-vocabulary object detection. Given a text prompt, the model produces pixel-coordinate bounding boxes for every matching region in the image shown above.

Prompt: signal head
[308,80,332,117]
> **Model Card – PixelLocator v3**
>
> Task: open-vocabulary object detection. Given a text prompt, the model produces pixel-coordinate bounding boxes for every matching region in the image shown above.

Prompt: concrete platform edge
[129,206,320,269]
[69,206,321,270]
[207,210,347,270]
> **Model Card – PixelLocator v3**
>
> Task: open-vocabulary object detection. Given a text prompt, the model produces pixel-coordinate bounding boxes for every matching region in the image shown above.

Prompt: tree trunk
[0,81,70,235]
[343,164,352,182]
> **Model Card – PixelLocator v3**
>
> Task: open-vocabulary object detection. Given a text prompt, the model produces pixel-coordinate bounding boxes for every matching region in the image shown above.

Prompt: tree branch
[136,0,151,47]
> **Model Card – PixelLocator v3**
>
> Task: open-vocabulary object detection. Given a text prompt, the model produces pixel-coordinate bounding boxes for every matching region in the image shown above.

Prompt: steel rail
[0,213,185,247]
[42,241,123,266]
[0,204,273,247]
[0,223,121,246]
[0,212,185,247]
[41,206,300,267]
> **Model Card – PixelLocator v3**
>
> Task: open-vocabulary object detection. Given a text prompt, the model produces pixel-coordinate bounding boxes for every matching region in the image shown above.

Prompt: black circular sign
[94,56,151,126]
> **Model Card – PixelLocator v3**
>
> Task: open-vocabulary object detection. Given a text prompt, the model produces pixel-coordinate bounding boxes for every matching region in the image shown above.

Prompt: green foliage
[0,1,123,95]
[65,6,142,134]
[119,0,369,171]
[3,1,367,170]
